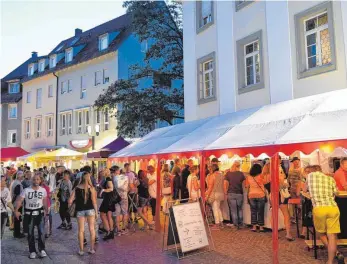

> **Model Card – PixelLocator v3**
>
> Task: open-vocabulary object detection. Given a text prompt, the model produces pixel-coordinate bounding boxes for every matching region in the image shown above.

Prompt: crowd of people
[1,156,346,264]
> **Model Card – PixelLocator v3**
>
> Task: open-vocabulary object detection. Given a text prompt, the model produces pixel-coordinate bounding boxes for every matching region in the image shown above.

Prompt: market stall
[108,88,347,264]
[1,147,29,166]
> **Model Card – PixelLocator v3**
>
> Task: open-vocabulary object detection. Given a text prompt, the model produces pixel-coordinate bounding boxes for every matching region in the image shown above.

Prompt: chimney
[31,51,38,59]
[75,28,83,36]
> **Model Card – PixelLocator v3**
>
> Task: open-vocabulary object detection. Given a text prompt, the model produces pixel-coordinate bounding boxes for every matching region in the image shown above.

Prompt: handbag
[252,177,269,203]
[110,189,122,205]
[68,201,76,218]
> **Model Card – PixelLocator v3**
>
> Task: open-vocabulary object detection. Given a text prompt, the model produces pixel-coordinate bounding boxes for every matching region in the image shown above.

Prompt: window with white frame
[8,104,17,119]
[104,110,109,131]
[24,119,31,139]
[27,91,31,103]
[244,40,260,86]
[48,85,53,97]
[197,52,216,104]
[80,75,87,99]
[49,55,57,68]
[38,60,45,72]
[28,64,34,76]
[99,34,109,50]
[46,115,53,137]
[304,12,330,69]
[65,48,73,63]
[7,130,17,146]
[95,71,102,86]
[9,82,20,94]
[36,88,42,109]
[67,112,72,134]
[61,81,68,94]
[84,110,90,133]
[35,117,42,138]
[103,69,109,84]
[60,113,66,135]
[196,1,213,33]
[68,79,72,93]
[236,30,264,93]
[295,2,335,79]
[76,111,83,134]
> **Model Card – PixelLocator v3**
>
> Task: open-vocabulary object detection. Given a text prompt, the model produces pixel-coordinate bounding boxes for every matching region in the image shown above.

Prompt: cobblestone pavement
[1,212,346,264]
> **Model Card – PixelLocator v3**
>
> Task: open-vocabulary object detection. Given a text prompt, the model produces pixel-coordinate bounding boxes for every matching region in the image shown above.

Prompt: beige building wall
[21,74,57,152]
[57,52,118,150]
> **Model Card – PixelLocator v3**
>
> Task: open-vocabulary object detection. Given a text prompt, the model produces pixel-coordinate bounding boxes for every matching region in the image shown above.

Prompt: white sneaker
[40,250,47,258]
[88,249,95,254]
[78,250,84,256]
[29,252,37,259]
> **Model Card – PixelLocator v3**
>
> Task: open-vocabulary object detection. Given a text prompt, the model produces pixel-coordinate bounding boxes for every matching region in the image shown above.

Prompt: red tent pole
[155,156,162,232]
[200,152,206,203]
[271,154,279,264]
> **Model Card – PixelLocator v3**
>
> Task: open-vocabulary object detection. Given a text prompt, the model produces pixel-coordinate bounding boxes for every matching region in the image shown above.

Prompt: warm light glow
[320,144,334,154]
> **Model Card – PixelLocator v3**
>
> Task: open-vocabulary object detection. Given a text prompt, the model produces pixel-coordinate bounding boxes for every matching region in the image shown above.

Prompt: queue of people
[1,156,346,263]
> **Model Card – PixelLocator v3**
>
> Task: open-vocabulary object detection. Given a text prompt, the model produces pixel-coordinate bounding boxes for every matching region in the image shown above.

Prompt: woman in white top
[187,165,200,201]
[161,164,173,214]
[46,167,57,193]
[1,175,13,239]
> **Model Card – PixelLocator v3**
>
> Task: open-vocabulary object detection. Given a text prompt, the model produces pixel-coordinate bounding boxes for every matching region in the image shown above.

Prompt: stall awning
[1,147,29,162]
[109,88,347,160]
[17,150,48,162]
[87,137,130,159]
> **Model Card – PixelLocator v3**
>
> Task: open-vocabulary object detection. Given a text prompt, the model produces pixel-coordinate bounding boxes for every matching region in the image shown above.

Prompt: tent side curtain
[109,89,347,161]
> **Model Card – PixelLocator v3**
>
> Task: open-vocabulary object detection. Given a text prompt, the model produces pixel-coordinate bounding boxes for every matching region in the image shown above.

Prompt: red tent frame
[108,138,347,264]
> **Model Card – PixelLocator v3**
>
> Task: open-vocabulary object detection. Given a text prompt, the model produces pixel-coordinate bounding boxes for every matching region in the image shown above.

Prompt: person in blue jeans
[246,164,266,232]
[224,161,245,227]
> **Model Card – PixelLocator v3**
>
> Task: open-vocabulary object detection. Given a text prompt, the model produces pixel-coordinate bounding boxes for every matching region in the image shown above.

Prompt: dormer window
[65,48,73,63]
[8,82,20,94]
[38,59,45,72]
[50,55,57,68]
[56,44,63,52]
[99,34,109,51]
[28,64,35,76]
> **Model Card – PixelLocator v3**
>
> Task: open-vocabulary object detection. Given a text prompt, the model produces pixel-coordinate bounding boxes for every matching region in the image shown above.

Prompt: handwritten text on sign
[172,202,209,253]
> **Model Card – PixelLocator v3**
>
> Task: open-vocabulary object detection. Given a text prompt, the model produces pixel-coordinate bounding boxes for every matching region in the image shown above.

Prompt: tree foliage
[94,1,183,137]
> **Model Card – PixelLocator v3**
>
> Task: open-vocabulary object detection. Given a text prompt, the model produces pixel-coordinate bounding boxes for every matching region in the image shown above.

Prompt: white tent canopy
[110,89,347,158]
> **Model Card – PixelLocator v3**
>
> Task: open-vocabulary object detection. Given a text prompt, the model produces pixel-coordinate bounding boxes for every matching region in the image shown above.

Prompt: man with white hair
[12,171,25,238]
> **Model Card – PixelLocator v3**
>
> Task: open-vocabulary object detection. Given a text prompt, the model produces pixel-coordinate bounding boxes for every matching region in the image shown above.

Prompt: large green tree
[94,1,183,137]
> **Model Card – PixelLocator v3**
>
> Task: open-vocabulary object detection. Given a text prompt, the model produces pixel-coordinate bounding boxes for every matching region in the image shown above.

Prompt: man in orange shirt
[334,158,347,239]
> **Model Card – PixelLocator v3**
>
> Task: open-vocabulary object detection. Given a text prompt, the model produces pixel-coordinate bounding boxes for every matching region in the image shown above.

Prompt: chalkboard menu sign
[167,207,179,246]
[171,202,209,253]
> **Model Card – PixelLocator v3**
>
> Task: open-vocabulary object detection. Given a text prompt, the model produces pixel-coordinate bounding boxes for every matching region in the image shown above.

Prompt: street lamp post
[87,124,100,177]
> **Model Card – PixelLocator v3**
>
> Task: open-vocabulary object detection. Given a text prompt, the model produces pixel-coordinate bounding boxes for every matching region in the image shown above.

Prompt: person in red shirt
[334,157,347,239]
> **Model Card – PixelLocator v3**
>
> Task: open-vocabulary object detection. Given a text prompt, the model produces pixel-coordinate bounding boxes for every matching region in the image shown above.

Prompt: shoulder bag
[110,188,122,205]
[252,177,269,203]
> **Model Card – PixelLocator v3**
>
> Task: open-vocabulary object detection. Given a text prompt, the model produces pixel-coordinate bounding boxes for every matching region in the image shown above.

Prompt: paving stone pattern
[1,212,345,264]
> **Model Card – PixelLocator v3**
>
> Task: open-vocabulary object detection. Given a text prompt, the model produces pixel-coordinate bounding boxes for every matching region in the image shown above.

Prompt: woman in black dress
[99,168,114,240]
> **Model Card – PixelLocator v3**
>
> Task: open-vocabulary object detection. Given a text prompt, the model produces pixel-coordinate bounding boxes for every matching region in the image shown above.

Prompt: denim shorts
[114,199,128,216]
[76,209,95,217]
[138,197,150,208]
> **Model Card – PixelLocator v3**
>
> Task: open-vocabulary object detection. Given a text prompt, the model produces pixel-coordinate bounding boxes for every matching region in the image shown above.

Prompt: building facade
[1,54,37,149]
[21,72,57,152]
[183,0,347,121]
[19,12,183,152]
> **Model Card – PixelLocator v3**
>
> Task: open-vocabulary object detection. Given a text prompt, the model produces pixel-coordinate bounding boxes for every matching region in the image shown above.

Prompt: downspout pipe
[53,72,59,147]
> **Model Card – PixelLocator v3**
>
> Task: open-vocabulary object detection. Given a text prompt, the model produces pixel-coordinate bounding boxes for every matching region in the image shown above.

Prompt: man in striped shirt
[306,165,344,264]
